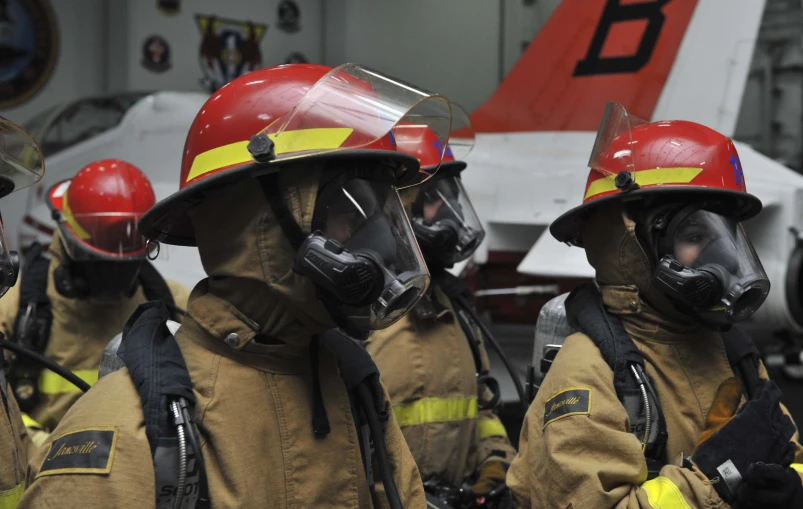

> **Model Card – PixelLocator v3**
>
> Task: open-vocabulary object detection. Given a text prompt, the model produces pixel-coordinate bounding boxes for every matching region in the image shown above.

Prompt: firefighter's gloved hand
[471,461,507,495]
[691,380,797,503]
[732,462,803,508]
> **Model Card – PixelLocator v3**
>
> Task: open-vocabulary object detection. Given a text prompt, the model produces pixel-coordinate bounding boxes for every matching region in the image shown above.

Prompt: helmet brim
[550,187,763,247]
[426,160,467,179]
[139,150,419,246]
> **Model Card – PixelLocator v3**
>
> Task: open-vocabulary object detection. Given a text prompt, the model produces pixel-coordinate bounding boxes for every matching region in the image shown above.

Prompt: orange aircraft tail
[471,0,698,132]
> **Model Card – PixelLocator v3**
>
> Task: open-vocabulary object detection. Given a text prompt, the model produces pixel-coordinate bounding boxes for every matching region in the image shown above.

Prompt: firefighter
[18,63,453,508]
[0,160,189,451]
[0,116,46,508]
[508,103,803,509]
[366,113,517,503]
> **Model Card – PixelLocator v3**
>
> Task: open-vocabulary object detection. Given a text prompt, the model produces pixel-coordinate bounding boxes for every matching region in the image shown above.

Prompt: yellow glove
[471,461,508,495]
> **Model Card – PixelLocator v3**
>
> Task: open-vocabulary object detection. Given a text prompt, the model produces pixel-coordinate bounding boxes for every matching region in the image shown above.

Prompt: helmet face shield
[0,117,45,197]
[411,175,484,266]
[656,209,770,324]
[300,175,429,330]
[262,64,452,182]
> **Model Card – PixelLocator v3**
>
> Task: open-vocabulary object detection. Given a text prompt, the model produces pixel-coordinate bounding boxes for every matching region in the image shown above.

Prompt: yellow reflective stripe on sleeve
[478,418,509,440]
[38,369,98,395]
[0,483,24,509]
[641,476,691,509]
[792,463,803,474]
[393,396,478,427]
[584,167,703,200]
[186,127,355,183]
[21,413,43,429]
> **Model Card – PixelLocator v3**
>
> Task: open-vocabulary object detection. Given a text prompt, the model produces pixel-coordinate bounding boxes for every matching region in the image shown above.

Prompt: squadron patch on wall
[0,0,59,109]
[195,14,267,93]
[141,35,171,73]
[157,0,180,16]
[543,387,591,428]
[277,0,300,33]
[36,427,119,477]
[284,52,307,64]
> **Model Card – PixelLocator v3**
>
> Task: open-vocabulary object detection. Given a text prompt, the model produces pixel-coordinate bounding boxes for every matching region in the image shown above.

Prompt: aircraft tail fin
[472,0,765,136]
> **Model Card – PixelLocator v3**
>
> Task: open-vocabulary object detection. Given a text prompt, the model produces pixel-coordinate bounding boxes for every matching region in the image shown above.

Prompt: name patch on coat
[543,387,591,428]
[37,427,118,478]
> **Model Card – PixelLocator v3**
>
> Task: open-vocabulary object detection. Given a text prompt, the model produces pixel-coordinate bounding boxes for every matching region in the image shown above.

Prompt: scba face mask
[652,207,770,325]
[410,175,485,267]
[294,176,429,331]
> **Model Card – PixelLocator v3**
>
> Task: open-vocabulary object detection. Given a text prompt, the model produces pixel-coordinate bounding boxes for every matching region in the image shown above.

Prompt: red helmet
[395,102,476,177]
[48,159,156,260]
[139,63,452,246]
[550,103,762,246]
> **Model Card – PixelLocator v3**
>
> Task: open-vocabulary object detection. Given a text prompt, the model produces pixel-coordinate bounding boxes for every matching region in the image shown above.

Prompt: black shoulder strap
[564,283,644,398]
[117,301,209,509]
[137,261,180,322]
[564,283,668,474]
[721,325,762,400]
[13,243,52,352]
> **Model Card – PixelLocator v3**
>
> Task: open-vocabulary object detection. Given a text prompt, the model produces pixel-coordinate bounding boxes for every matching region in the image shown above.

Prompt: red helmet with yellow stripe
[139,63,452,246]
[550,102,762,246]
[48,159,155,260]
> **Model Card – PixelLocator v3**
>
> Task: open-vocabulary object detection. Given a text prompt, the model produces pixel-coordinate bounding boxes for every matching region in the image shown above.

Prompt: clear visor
[664,209,769,321]
[264,64,452,182]
[587,101,648,178]
[447,102,475,161]
[412,176,485,264]
[0,118,45,195]
[316,177,429,328]
[58,212,149,262]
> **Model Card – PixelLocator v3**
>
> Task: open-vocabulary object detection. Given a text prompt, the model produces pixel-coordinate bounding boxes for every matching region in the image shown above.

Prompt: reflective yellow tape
[21,413,43,430]
[584,167,703,201]
[478,418,509,440]
[38,369,98,395]
[0,483,23,509]
[393,397,478,427]
[641,476,691,509]
[792,463,803,474]
[61,190,91,240]
[186,127,355,183]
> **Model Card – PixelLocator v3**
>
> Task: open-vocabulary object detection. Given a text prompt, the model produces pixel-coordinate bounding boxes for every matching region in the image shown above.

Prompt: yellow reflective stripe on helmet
[0,483,23,509]
[584,167,704,201]
[38,369,98,395]
[641,476,691,509]
[61,190,91,240]
[393,396,478,427]
[792,463,803,474]
[478,418,509,440]
[21,413,43,429]
[186,127,355,183]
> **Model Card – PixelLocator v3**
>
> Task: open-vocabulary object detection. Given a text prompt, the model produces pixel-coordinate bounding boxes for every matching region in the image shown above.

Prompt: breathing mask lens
[411,176,485,266]
[296,177,429,330]
[654,209,769,323]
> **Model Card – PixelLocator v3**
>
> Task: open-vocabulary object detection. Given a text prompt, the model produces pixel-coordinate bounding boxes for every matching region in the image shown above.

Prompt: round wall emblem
[0,0,60,109]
